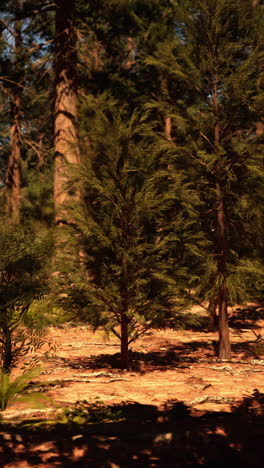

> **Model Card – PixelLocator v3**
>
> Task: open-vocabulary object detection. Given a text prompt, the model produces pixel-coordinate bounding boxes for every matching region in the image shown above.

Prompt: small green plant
[59,398,125,425]
[0,366,47,411]
[0,221,54,373]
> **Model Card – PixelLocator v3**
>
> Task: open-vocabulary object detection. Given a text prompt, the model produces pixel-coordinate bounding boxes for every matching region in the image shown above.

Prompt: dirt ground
[0,304,263,467]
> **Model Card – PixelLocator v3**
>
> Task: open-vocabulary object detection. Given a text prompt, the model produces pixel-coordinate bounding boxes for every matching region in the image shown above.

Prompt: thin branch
[0,83,13,100]
[199,130,216,152]
[11,3,56,22]
[0,18,17,38]
[27,38,54,55]
[111,328,121,340]
[22,138,48,167]
[0,77,33,95]
[183,148,215,174]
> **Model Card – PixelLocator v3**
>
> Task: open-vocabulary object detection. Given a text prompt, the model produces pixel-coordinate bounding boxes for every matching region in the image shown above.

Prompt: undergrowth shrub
[0,221,53,373]
[59,398,125,425]
[0,366,48,411]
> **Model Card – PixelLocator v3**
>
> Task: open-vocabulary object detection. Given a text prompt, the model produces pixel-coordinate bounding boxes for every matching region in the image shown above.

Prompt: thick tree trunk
[6,21,22,223]
[54,0,80,224]
[120,312,129,370]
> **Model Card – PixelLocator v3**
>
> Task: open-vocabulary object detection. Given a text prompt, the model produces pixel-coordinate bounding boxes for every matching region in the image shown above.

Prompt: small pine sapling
[0,221,53,373]
[58,111,195,369]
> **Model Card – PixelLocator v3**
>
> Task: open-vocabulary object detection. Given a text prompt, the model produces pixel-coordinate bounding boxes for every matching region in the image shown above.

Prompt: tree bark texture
[165,116,172,142]
[120,312,129,370]
[208,296,217,331]
[216,181,231,359]
[119,252,130,370]
[1,322,13,373]
[6,21,22,223]
[54,0,80,224]
[213,77,231,360]
[161,74,173,142]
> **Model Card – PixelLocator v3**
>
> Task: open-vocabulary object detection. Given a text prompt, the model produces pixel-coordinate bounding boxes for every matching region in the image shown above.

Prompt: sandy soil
[0,304,263,467]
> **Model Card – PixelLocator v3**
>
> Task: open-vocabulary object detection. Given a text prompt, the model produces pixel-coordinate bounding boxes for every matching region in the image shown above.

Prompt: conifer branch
[198,131,216,153]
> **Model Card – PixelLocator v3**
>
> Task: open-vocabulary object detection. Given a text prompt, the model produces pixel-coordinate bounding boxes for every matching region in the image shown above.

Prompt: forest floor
[0,303,263,467]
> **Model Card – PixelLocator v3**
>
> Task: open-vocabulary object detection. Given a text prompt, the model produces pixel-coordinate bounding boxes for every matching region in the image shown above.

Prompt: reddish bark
[54,0,80,224]
[120,312,129,370]
[213,76,231,360]
[6,22,22,223]
[208,297,218,332]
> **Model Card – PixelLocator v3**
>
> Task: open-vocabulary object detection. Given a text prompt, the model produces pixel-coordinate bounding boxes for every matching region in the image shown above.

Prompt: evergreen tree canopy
[57,110,205,367]
[145,0,264,358]
[0,221,53,371]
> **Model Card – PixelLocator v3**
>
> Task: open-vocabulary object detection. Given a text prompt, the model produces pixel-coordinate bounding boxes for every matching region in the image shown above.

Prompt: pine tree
[0,2,25,222]
[0,220,53,372]
[57,110,200,369]
[5,18,22,222]
[54,0,80,225]
[0,0,55,226]
[146,0,264,359]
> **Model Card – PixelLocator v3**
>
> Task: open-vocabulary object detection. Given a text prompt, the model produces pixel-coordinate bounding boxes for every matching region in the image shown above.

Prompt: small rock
[154,433,173,445]
[72,434,83,441]
[189,395,209,405]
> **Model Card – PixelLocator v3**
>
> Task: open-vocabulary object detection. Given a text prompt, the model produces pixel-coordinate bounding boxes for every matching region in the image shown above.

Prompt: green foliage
[145,0,264,312]
[59,398,125,425]
[170,311,209,331]
[0,366,44,411]
[25,299,70,328]
[0,221,54,372]
[57,110,201,346]
[0,0,263,365]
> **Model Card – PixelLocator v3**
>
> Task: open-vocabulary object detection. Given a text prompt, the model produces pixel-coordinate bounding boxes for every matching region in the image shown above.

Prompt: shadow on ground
[0,391,263,467]
[229,304,264,330]
[64,337,258,372]
[61,342,214,372]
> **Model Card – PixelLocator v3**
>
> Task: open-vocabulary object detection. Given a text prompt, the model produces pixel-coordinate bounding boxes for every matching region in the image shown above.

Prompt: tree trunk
[125,36,135,70]
[216,180,231,360]
[208,296,217,331]
[218,278,231,359]
[6,21,22,223]
[161,74,173,142]
[120,312,129,370]
[54,0,80,225]
[2,322,13,373]
[119,251,130,370]
[165,116,172,142]
[213,76,231,360]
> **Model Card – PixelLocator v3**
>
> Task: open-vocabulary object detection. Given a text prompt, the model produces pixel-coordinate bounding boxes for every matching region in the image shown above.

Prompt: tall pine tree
[146,0,264,359]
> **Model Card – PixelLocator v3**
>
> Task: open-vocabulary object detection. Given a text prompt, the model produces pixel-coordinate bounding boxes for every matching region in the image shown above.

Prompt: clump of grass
[58,398,125,425]
[0,366,49,411]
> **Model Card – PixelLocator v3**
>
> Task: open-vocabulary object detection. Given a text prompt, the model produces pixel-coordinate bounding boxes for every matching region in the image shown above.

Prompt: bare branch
[0,18,17,38]
[0,77,33,95]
